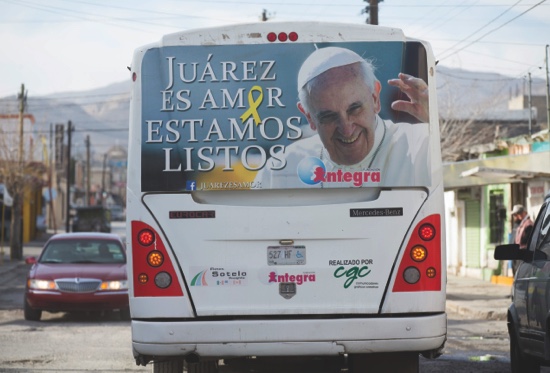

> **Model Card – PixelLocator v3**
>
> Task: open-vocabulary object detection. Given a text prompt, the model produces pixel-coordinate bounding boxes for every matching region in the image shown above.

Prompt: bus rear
[127,22,446,372]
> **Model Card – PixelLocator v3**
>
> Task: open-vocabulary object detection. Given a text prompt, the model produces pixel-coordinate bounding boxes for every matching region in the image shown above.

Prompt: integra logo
[268,271,316,285]
[297,157,381,187]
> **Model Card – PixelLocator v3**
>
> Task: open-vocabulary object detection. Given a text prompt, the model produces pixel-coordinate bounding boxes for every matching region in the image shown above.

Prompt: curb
[446,300,508,321]
[0,260,26,278]
[491,275,514,286]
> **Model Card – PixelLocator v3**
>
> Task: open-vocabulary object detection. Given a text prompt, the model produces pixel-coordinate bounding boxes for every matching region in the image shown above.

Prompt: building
[443,93,550,281]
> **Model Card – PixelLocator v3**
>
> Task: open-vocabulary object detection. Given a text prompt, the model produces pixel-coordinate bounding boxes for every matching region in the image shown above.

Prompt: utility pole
[48,123,57,233]
[363,0,383,25]
[102,153,107,206]
[18,84,25,166]
[260,9,274,22]
[85,135,90,206]
[10,84,27,260]
[65,121,72,233]
[545,45,550,137]
[527,73,533,137]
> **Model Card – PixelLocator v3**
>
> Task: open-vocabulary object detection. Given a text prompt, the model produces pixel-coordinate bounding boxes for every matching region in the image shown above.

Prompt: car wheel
[24,299,42,321]
[348,352,418,373]
[510,329,540,373]
[119,307,131,321]
[186,360,219,373]
[152,359,184,373]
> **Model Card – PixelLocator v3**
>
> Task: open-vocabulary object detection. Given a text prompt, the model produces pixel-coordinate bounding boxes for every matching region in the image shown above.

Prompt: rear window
[40,240,126,264]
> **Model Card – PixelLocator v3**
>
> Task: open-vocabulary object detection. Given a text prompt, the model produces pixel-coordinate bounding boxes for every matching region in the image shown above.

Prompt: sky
[0,0,549,98]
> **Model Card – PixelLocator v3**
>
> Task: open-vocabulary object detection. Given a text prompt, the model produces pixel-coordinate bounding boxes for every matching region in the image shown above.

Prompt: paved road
[0,226,528,372]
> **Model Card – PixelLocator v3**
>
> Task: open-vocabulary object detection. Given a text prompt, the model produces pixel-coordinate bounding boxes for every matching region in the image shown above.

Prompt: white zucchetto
[297,47,365,91]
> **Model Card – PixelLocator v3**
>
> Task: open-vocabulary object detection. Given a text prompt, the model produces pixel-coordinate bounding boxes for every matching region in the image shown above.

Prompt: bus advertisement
[127,22,446,373]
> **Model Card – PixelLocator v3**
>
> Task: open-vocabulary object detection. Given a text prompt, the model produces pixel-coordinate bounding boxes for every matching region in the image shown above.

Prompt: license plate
[267,246,306,265]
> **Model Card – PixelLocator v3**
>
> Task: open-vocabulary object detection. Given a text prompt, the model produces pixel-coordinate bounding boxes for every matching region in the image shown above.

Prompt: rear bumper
[26,290,128,311]
[132,313,446,358]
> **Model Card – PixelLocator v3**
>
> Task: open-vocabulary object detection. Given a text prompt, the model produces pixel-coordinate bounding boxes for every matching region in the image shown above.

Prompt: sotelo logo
[297,157,382,187]
[190,267,247,286]
[297,157,326,185]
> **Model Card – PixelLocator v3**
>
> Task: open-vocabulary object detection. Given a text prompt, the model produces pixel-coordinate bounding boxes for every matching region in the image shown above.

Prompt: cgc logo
[334,266,371,289]
[330,259,378,289]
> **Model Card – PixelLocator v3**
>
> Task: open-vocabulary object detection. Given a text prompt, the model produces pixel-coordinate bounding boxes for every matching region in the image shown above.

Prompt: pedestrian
[511,204,534,275]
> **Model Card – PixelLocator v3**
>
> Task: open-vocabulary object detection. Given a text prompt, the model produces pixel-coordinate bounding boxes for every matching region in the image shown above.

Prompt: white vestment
[255,116,430,189]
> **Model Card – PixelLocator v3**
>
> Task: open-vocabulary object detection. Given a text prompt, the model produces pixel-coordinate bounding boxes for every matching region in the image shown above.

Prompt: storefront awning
[444,151,550,190]
[460,166,537,179]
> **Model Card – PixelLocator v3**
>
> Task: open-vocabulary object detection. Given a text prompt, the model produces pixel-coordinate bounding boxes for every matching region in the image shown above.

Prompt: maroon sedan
[24,232,129,321]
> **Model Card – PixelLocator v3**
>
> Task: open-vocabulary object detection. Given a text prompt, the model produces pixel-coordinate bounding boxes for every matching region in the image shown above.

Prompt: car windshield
[536,204,550,256]
[39,240,126,264]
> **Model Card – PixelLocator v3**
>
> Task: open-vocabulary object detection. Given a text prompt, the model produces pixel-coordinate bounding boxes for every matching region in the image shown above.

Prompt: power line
[412,0,479,39]
[1,0,155,33]
[437,0,523,59]
[27,99,129,110]
[31,92,130,100]
[91,0,550,7]
[0,96,130,111]
[403,0,455,32]
[0,0,248,30]
[447,45,545,69]
[438,69,518,82]
[1,128,129,135]
[56,0,234,22]
[438,0,547,61]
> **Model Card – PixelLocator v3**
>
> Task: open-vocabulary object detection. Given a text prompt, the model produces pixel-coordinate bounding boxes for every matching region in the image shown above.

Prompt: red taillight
[393,215,441,292]
[131,221,183,297]
[419,223,436,241]
[267,31,298,42]
[138,229,155,246]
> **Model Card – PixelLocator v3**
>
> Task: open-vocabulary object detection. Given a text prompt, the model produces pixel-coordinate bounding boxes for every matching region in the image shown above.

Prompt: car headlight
[28,279,57,290]
[100,280,128,290]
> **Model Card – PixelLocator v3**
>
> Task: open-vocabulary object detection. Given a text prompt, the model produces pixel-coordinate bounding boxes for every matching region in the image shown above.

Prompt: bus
[127,21,446,373]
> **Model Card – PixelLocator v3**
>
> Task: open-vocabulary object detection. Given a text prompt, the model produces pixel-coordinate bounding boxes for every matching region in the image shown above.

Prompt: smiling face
[299,62,381,166]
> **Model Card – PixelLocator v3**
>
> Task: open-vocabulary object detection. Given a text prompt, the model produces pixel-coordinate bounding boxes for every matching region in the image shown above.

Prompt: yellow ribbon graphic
[240,85,264,126]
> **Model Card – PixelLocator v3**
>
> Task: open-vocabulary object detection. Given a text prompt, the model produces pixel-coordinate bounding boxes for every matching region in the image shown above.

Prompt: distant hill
[0,66,546,163]
[0,80,131,163]
[436,66,546,118]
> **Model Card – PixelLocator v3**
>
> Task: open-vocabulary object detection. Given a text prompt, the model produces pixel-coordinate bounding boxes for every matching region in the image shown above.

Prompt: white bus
[127,22,446,373]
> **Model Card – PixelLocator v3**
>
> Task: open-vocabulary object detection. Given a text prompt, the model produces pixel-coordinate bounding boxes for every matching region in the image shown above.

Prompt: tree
[439,113,497,162]
[0,85,44,260]
[437,73,514,162]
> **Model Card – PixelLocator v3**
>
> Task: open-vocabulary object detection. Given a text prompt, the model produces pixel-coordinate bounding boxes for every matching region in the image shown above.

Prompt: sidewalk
[0,231,53,273]
[446,273,511,321]
[0,233,512,320]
